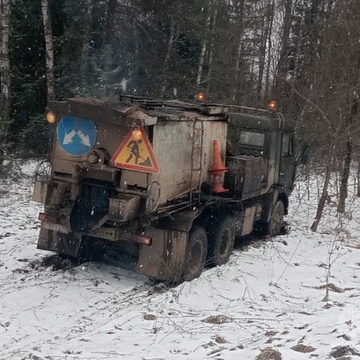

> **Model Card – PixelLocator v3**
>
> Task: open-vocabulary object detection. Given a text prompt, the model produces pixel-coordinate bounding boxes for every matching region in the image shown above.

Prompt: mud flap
[136,228,187,282]
[37,228,83,258]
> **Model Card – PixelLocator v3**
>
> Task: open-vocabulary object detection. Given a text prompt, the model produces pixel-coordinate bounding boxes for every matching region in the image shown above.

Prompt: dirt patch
[214,335,227,344]
[256,347,282,360]
[202,315,233,325]
[305,283,346,293]
[0,232,14,239]
[291,344,316,353]
[265,330,278,337]
[29,255,75,271]
[329,345,360,358]
[317,283,345,293]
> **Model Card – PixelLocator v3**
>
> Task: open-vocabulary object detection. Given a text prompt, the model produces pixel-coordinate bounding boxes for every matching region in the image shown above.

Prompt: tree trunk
[274,0,292,98]
[103,0,117,96]
[264,2,275,99]
[0,0,12,156]
[357,159,360,197]
[311,159,332,232]
[337,54,360,213]
[231,0,245,102]
[257,4,272,101]
[196,6,212,87]
[160,15,176,97]
[337,140,353,213]
[80,0,95,80]
[41,0,55,100]
[206,4,218,94]
[104,0,116,45]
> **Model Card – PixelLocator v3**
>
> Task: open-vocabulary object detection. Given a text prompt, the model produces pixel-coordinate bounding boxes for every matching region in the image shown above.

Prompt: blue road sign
[57,116,97,156]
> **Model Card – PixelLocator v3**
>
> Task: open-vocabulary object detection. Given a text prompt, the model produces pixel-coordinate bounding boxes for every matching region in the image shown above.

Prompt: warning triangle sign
[112,127,160,173]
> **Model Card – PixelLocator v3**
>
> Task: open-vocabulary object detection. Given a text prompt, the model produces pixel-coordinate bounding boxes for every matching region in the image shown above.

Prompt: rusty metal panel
[41,221,70,234]
[89,226,118,241]
[37,229,82,257]
[49,98,157,127]
[241,206,257,236]
[32,181,50,204]
[149,120,227,206]
[157,210,199,232]
[120,169,148,188]
[109,194,141,221]
[225,155,268,200]
[136,227,187,281]
[242,157,268,197]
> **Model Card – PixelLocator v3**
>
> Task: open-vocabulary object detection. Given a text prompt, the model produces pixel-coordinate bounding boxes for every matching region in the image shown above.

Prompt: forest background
[0,0,359,219]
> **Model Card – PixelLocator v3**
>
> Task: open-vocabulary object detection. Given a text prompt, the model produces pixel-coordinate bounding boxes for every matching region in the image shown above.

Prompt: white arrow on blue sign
[57,116,97,156]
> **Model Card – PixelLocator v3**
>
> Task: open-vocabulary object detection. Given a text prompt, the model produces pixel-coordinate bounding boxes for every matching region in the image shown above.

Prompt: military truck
[33,96,296,281]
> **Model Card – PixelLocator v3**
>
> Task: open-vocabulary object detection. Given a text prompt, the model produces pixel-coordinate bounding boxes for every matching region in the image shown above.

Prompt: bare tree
[274,0,292,99]
[80,0,96,80]
[196,4,212,87]
[0,0,12,156]
[206,1,218,94]
[337,53,360,213]
[41,0,55,100]
[264,1,275,99]
[257,1,274,101]
[160,15,176,97]
[311,153,333,232]
[231,0,245,101]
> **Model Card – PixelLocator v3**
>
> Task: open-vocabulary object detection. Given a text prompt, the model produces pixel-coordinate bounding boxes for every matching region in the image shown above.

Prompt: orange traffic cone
[209,140,228,193]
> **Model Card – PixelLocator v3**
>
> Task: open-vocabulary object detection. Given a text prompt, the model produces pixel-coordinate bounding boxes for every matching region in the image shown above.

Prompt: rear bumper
[38,214,152,246]
[37,219,188,281]
[88,226,152,245]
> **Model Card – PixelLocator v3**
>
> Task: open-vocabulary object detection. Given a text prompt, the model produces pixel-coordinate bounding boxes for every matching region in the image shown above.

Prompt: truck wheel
[183,226,208,281]
[207,216,235,266]
[269,200,285,236]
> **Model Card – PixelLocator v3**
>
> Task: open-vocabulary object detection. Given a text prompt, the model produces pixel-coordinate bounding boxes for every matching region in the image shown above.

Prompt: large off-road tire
[269,200,285,236]
[183,226,208,281]
[207,216,235,266]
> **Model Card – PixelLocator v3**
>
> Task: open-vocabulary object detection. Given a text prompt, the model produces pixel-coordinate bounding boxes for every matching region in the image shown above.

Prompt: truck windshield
[239,131,265,147]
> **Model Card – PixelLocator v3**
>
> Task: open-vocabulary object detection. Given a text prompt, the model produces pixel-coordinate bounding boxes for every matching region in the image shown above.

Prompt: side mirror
[295,144,309,165]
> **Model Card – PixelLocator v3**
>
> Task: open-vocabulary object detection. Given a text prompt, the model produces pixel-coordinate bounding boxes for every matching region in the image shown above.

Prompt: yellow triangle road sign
[112,128,160,173]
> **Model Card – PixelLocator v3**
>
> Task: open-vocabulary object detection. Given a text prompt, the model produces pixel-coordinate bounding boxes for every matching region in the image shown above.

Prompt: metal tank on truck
[33,95,296,281]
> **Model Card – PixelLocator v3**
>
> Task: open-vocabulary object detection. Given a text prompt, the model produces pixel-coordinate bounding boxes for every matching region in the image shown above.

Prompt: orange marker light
[132,128,142,140]
[38,213,47,221]
[46,111,57,124]
[196,92,206,102]
[267,101,278,112]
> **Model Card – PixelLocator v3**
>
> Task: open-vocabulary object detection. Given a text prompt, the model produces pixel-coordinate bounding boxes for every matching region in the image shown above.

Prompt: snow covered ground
[1,161,360,360]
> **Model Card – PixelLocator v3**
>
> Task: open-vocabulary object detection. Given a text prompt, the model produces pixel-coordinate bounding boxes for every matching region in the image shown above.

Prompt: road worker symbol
[112,128,160,173]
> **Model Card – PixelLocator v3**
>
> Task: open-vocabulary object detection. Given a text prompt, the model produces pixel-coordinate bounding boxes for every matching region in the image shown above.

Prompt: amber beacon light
[195,92,206,102]
[131,128,142,141]
[267,101,278,112]
[46,111,57,124]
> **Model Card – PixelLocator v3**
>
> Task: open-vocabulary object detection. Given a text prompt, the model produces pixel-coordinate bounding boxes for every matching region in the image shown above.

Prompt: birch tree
[257,1,274,101]
[41,0,55,100]
[80,0,96,81]
[274,0,292,99]
[231,0,245,101]
[0,0,12,156]
[196,4,212,87]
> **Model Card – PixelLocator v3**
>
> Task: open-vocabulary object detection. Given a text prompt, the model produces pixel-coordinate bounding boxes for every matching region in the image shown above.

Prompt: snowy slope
[1,161,360,360]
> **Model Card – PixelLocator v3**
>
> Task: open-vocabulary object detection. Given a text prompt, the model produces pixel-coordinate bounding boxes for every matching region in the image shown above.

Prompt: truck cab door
[279,132,296,194]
